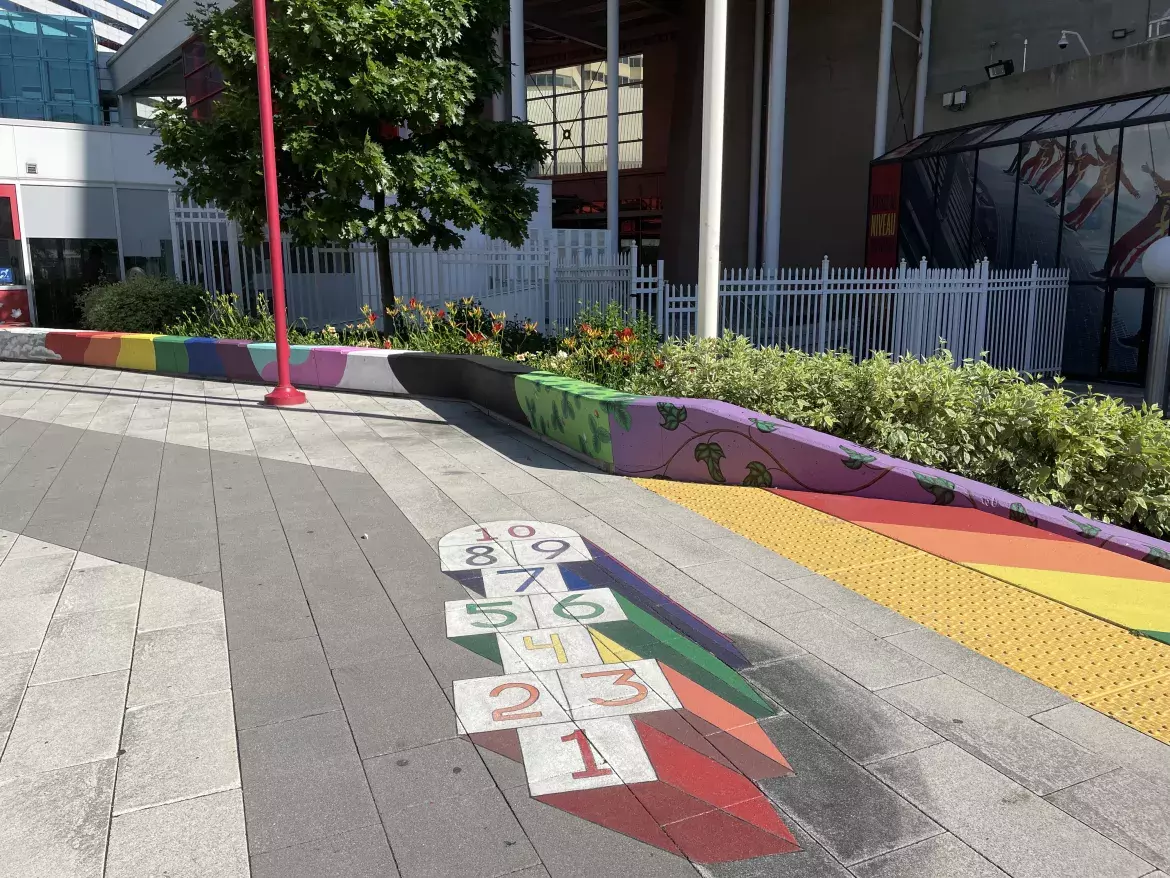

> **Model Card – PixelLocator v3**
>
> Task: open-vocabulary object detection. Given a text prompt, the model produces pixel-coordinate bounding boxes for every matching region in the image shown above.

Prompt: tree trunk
[372,190,395,331]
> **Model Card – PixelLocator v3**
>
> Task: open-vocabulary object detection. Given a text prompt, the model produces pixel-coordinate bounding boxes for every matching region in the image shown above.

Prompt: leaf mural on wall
[1142,546,1170,569]
[742,462,773,488]
[1064,515,1102,539]
[840,446,878,470]
[588,417,612,456]
[658,401,688,431]
[1009,502,1039,527]
[914,472,956,506]
[550,402,566,434]
[602,399,633,431]
[749,418,778,433]
[694,442,727,484]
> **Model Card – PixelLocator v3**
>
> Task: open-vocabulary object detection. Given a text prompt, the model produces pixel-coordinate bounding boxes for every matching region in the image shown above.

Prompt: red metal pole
[254,0,305,407]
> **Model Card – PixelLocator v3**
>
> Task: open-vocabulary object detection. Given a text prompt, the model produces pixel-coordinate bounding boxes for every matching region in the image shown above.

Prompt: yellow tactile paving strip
[636,480,1170,745]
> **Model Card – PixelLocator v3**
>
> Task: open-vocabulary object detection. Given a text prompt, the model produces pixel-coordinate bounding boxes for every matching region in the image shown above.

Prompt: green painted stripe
[1140,629,1170,647]
[452,633,502,665]
[152,336,189,374]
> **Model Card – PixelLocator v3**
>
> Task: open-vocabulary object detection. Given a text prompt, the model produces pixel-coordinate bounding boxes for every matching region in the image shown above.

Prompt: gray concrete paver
[250,824,400,878]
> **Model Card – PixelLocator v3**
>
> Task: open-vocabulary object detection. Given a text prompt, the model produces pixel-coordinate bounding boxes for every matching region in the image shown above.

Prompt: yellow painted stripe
[969,564,1170,634]
[636,479,1170,745]
[590,628,641,664]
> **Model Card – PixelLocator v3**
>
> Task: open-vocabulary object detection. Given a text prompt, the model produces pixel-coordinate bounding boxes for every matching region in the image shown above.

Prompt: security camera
[1058,34,1069,49]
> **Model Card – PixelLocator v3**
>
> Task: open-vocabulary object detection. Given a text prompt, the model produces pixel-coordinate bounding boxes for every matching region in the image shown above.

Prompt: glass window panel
[1077,98,1151,128]
[583,61,605,89]
[880,135,930,160]
[534,123,554,149]
[528,101,554,125]
[1031,107,1095,134]
[907,130,964,157]
[619,140,642,169]
[1102,286,1148,379]
[1060,129,1122,280]
[897,157,940,265]
[1062,282,1107,378]
[583,117,606,146]
[620,85,643,112]
[1129,94,1170,120]
[554,92,580,121]
[622,54,644,83]
[584,145,606,172]
[970,144,1020,268]
[982,114,1048,144]
[618,112,640,142]
[1107,123,1170,279]
[946,124,1002,149]
[582,89,605,116]
[1012,138,1065,268]
[556,120,583,149]
[931,151,977,267]
[555,66,581,90]
[29,238,119,329]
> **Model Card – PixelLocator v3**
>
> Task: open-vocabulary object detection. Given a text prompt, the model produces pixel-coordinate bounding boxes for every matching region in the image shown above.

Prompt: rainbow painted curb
[4,325,1170,579]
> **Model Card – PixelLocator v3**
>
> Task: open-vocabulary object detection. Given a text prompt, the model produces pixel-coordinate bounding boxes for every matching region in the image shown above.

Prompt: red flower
[653,357,665,369]
[366,312,377,325]
[408,297,418,309]
[492,321,504,334]
[437,309,447,319]
[383,340,394,349]
[465,331,487,344]
[616,327,636,344]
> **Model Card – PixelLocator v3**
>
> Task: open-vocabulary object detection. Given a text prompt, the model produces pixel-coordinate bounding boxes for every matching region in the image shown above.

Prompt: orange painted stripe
[660,664,789,767]
[865,522,1170,584]
[775,490,1069,540]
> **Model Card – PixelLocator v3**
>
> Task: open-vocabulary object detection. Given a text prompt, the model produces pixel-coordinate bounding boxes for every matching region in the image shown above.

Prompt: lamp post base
[263,384,307,407]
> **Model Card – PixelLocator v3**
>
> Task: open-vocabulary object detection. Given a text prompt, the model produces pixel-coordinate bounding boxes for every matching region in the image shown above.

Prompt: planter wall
[4,326,1170,569]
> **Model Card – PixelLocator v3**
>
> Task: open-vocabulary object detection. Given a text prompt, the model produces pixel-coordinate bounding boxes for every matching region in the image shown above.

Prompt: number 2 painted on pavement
[490,682,543,722]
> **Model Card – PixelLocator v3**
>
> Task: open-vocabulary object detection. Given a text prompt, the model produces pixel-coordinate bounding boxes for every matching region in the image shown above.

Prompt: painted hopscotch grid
[437,520,801,865]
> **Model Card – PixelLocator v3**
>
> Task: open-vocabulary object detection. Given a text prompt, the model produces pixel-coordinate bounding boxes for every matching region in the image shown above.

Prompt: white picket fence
[169,197,638,331]
[170,199,1068,374]
[659,259,1068,375]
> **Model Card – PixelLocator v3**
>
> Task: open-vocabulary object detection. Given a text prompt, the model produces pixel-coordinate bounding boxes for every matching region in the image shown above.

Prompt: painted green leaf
[1142,546,1170,569]
[742,461,773,488]
[841,445,878,470]
[588,417,611,453]
[1009,502,1039,527]
[657,401,688,431]
[549,403,565,433]
[694,442,726,484]
[560,393,575,419]
[1064,515,1101,539]
[523,396,538,425]
[914,472,956,506]
[610,402,632,432]
[537,415,548,436]
[750,417,778,433]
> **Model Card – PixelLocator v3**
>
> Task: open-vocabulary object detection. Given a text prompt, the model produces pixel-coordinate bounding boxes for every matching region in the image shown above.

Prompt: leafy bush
[81,275,206,334]
[620,336,1170,537]
[528,302,662,388]
[166,293,383,347]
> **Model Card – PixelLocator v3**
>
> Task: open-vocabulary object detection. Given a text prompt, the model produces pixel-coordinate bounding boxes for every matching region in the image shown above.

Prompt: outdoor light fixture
[985,59,1015,80]
[942,88,968,111]
[1112,28,1132,39]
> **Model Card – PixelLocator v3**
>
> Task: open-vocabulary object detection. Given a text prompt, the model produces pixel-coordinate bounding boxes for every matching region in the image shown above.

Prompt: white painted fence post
[1022,261,1039,373]
[817,256,829,353]
[656,260,666,338]
[628,244,639,321]
[225,221,243,300]
[547,242,558,332]
[974,257,990,362]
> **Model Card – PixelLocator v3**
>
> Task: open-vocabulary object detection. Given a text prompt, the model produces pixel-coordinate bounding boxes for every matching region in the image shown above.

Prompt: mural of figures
[1064,137,1138,231]
[1108,123,1170,279]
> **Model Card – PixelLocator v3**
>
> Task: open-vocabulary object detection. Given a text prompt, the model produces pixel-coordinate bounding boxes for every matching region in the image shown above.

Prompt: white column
[607,0,620,257]
[118,94,137,128]
[912,0,933,137]
[747,0,766,268]
[873,0,895,157]
[697,0,729,339]
[510,0,526,121]
[492,29,507,121]
[762,0,789,271]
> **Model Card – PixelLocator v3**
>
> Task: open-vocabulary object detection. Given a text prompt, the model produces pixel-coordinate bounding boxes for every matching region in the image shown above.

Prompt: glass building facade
[867,91,1170,384]
[0,11,99,124]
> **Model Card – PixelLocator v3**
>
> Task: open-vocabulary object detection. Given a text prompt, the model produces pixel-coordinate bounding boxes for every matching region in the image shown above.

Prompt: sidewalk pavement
[0,359,1168,878]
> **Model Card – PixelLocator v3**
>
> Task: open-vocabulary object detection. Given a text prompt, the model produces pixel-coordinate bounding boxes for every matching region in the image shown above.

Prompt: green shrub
[166,292,383,347]
[81,275,206,334]
[620,336,1170,537]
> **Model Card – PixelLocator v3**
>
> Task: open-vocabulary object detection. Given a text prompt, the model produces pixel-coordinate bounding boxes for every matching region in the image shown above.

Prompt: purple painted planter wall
[608,394,1170,566]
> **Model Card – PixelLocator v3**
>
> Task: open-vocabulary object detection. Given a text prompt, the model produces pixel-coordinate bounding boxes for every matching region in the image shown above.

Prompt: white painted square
[518,715,657,796]
[499,625,604,673]
[509,535,591,566]
[453,671,569,734]
[530,588,626,629]
[481,565,569,598]
[439,539,518,572]
[557,659,682,721]
[445,596,537,638]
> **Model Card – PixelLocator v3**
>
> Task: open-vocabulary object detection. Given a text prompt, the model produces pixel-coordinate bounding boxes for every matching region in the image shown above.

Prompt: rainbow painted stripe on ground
[781,491,1170,648]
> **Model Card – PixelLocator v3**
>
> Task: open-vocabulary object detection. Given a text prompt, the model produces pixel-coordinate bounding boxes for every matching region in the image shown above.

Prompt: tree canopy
[154,0,549,310]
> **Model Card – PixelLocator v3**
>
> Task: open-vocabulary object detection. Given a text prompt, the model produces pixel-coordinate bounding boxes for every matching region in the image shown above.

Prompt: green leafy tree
[153,0,549,324]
